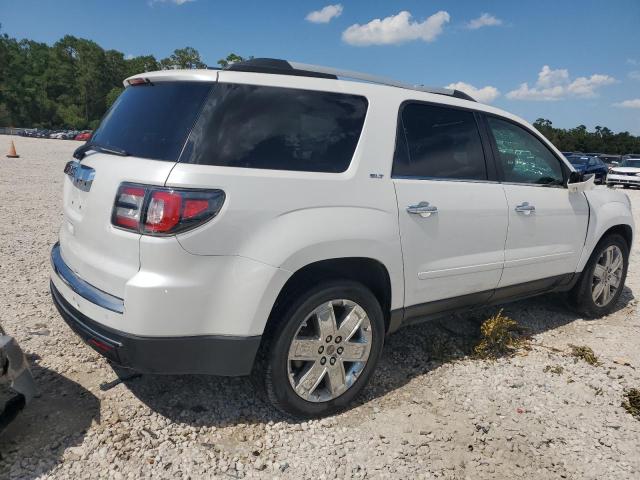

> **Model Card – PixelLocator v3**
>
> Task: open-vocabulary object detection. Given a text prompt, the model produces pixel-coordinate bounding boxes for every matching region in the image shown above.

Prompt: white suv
[50,59,634,417]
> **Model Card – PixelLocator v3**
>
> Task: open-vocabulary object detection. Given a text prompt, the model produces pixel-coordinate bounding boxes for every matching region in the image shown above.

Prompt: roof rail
[222,58,476,102]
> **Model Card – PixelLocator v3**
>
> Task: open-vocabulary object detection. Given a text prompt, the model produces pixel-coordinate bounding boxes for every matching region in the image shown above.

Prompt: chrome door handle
[515,202,535,215]
[407,201,438,218]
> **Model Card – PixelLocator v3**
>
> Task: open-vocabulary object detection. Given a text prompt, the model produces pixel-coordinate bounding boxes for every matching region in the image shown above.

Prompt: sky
[2,0,639,134]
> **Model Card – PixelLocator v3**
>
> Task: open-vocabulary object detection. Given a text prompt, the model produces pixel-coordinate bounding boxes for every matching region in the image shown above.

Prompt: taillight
[113,186,145,229]
[112,183,225,235]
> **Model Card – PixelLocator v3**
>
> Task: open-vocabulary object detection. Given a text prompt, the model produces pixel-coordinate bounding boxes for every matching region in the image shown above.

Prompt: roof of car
[219,58,477,102]
[123,60,550,150]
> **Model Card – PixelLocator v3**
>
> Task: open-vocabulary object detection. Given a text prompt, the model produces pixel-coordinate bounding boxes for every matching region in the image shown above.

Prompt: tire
[253,280,385,418]
[623,184,630,189]
[570,234,629,318]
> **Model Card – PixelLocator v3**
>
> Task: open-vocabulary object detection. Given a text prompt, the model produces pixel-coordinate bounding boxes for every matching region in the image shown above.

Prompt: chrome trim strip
[50,243,124,314]
[418,261,503,280]
[503,251,574,269]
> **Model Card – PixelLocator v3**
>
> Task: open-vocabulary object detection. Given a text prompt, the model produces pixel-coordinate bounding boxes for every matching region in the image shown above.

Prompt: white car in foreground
[607,158,640,188]
[50,59,634,418]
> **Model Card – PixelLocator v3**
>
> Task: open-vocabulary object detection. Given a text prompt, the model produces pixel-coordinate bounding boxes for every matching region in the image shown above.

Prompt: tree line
[533,119,640,155]
[1,30,638,154]
[0,28,244,130]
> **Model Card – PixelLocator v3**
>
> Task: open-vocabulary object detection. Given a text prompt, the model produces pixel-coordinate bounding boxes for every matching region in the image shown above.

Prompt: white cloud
[627,58,639,66]
[466,13,502,30]
[306,4,343,23]
[342,10,450,46]
[629,71,640,80]
[445,82,500,104]
[567,74,616,96]
[536,65,569,88]
[613,99,640,109]
[506,65,615,101]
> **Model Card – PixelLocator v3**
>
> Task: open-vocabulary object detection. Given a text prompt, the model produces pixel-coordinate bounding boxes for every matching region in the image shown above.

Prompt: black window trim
[390,99,499,183]
[480,112,570,189]
[179,81,370,174]
[92,80,216,163]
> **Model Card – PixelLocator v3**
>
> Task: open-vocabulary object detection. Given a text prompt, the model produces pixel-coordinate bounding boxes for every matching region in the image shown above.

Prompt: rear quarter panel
[166,80,406,311]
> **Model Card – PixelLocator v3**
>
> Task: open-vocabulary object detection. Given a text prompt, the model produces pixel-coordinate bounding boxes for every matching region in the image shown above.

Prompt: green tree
[217,53,246,68]
[126,55,159,77]
[105,87,123,108]
[160,47,206,70]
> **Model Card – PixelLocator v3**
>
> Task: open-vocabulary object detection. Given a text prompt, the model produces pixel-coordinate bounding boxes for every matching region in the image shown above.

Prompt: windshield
[569,157,589,165]
[622,159,640,168]
[90,81,213,161]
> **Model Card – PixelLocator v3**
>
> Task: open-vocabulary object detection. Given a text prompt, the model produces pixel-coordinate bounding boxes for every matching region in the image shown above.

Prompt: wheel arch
[601,223,633,250]
[577,215,634,272]
[263,257,394,337]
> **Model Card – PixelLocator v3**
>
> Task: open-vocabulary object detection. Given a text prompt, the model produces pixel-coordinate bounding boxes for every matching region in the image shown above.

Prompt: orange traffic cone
[6,140,19,158]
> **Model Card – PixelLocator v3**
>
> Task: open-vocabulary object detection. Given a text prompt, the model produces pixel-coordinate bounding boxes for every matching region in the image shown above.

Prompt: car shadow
[0,358,100,479]
[123,288,634,427]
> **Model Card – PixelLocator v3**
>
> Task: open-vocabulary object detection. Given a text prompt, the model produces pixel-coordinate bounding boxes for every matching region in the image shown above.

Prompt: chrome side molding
[50,242,124,314]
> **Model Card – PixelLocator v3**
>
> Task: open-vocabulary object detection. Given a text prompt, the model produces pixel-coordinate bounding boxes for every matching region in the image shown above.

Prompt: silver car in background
[0,324,37,431]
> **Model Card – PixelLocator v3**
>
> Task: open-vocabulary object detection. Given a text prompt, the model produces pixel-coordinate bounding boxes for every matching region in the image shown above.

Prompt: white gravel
[1,136,639,479]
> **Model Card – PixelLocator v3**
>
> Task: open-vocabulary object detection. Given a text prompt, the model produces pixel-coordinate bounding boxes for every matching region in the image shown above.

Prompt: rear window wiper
[73,143,129,160]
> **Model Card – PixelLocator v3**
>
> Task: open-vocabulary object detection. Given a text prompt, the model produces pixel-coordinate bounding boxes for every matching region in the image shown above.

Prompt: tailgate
[59,155,175,298]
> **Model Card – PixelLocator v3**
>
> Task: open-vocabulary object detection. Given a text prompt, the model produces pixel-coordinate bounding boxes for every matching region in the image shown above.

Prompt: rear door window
[182,83,368,173]
[393,103,487,180]
[91,82,213,162]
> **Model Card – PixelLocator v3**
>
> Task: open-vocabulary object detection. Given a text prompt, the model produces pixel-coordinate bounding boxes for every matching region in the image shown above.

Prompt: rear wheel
[254,281,385,418]
[570,234,629,317]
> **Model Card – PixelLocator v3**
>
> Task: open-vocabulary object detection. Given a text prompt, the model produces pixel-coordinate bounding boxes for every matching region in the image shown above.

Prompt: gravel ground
[1,136,639,479]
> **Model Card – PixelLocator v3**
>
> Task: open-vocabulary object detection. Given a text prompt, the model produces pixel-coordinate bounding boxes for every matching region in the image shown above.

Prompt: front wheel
[570,234,629,318]
[255,281,385,418]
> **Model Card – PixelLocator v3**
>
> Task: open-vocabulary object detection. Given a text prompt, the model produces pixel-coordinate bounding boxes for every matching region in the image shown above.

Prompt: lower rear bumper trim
[51,281,261,376]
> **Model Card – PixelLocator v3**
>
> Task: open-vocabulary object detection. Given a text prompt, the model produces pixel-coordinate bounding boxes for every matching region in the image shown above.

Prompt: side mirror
[568,171,582,184]
[567,172,595,193]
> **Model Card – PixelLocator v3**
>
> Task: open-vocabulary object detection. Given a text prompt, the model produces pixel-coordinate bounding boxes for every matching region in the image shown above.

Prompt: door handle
[407,201,438,218]
[515,202,535,215]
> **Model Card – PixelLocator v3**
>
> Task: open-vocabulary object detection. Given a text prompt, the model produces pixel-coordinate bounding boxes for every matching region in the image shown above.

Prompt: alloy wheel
[592,245,624,307]
[287,299,372,402]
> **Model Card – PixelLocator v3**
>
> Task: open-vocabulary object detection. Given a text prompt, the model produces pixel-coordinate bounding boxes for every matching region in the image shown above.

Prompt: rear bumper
[50,281,261,376]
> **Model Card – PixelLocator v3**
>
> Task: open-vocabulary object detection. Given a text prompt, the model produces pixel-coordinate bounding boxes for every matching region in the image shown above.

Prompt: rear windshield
[91,82,213,161]
[182,83,368,173]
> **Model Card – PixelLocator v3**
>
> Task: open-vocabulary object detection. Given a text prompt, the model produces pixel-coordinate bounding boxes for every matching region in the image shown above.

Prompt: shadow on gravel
[0,359,100,480]
[124,289,634,427]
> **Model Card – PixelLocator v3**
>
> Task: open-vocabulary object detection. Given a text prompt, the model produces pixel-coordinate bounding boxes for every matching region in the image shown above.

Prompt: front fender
[577,190,634,271]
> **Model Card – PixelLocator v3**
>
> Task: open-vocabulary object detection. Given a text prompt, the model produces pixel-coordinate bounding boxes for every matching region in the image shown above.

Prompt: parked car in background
[1,323,37,432]
[65,130,80,140]
[50,59,634,418]
[75,130,92,141]
[599,154,622,166]
[607,158,640,189]
[561,151,584,158]
[567,155,608,183]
